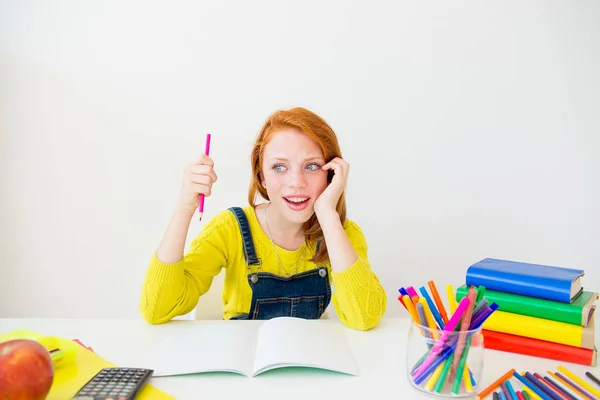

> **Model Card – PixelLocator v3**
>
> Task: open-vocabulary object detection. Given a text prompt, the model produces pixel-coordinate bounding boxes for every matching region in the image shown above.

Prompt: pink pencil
[198,133,211,221]
[412,296,471,378]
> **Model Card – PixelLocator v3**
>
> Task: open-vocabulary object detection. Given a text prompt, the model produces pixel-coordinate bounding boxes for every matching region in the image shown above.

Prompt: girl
[140,107,387,330]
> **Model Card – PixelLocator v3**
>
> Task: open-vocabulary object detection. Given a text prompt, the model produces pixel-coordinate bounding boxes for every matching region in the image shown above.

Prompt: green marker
[476,285,486,304]
[452,337,472,394]
[434,353,454,393]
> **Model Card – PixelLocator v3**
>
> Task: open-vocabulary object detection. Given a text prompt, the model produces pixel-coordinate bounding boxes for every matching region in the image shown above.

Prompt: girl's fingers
[187,165,218,182]
[189,174,214,186]
[322,159,349,177]
[189,183,212,197]
[189,154,214,167]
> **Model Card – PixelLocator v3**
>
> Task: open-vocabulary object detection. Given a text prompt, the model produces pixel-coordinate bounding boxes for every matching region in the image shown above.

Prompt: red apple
[0,339,54,400]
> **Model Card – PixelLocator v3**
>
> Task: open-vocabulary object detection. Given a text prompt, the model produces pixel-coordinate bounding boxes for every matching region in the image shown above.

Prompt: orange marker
[428,280,449,324]
[475,368,516,400]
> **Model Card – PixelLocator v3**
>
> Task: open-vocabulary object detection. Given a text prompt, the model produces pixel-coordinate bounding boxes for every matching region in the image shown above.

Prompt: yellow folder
[0,329,175,400]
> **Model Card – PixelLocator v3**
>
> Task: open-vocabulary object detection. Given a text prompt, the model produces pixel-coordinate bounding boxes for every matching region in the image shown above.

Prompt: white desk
[0,318,598,400]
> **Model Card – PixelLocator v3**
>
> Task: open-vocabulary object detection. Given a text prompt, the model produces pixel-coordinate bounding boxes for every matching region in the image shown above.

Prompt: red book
[482,329,597,366]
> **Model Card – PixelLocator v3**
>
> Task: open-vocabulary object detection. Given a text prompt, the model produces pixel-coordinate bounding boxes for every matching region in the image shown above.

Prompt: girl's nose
[287,170,307,188]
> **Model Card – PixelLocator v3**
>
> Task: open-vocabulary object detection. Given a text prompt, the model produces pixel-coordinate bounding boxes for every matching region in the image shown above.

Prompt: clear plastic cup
[406,320,485,398]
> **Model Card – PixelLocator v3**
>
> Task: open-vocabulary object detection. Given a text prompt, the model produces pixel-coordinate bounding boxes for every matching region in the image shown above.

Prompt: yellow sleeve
[139,210,233,324]
[330,220,387,330]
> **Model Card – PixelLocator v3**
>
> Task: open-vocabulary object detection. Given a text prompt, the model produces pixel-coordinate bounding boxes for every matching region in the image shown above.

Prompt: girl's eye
[306,163,321,171]
[272,164,287,173]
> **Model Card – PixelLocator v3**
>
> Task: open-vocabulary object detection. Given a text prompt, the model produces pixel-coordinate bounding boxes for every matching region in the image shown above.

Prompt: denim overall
[228,207,332,320]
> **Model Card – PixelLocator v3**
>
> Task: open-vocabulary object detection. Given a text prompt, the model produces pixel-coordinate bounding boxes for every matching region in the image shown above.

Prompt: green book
[456,284,598,326]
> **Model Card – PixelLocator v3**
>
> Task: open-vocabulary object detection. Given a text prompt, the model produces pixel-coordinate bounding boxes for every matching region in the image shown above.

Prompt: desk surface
[0,317,598,400]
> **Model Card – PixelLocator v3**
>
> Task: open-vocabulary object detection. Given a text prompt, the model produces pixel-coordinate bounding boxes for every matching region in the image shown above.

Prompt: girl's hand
[314,157,349,216]
[176,154,218,214]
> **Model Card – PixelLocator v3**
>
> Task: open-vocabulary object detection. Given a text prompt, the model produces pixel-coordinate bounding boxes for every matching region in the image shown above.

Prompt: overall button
[319,268,327,277]
[250,274,259,283]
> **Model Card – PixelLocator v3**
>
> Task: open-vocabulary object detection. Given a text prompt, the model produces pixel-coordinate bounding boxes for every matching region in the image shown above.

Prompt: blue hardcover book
[465,258,584,303]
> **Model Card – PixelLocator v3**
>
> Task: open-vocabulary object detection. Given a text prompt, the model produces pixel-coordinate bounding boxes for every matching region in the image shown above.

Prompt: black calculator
[70,367,153,400]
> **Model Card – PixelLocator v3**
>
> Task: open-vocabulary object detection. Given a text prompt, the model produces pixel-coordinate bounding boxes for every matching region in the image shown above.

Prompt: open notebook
[143,317,360,377]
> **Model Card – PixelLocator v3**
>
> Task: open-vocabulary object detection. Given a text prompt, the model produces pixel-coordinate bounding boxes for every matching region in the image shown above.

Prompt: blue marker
[419,286,445,329]
[511,372,553,400]
[399,287,410,298]
[504,380,518,400]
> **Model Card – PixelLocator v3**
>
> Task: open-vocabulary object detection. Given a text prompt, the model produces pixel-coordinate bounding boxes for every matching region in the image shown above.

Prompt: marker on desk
[475,368,516,400]
[585,371,600,388]
[520,387,537,400]
[198,133,212,221]
[541,376,577,400]
[525,372,560,400]
[548,371,593,400]
[511,372,552,400]
[557,366,600,399]
[518,391,530,400]
[500,381,511,400]
[504,380,519,400]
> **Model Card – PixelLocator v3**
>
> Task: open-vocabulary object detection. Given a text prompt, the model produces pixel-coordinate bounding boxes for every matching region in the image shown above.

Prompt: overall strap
[228,207,261,266]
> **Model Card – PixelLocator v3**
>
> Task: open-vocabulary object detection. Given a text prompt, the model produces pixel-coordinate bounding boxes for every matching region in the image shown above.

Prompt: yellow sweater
[140,206,387,330]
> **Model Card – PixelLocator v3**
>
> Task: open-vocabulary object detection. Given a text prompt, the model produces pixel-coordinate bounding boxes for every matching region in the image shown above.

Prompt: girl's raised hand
[314,157,349,216]
[176,154,218,214]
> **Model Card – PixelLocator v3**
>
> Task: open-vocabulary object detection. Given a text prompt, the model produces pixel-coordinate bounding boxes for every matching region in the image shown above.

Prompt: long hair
[248,107,347,264]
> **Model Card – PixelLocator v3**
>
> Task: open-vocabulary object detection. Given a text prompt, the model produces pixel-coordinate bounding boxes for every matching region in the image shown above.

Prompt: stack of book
[456,258,598,366]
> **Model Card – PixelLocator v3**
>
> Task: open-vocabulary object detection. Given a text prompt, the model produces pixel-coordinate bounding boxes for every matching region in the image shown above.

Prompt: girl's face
[261,128,329,225]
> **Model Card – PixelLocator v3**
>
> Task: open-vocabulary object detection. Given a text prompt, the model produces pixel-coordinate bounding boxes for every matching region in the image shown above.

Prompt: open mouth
[284,197,310,205]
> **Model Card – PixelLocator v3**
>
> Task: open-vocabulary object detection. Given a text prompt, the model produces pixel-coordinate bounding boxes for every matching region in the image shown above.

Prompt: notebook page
[143,320,259,377]
[252,317,359,376]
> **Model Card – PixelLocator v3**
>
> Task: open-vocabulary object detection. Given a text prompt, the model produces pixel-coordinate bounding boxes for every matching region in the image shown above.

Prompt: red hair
[248,107,347,263]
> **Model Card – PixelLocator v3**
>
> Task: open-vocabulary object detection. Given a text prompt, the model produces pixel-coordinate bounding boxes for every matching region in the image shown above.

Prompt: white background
[1,0,598,320]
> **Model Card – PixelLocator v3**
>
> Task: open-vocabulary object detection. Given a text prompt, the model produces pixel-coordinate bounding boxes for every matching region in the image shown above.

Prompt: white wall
[1,0,599,320]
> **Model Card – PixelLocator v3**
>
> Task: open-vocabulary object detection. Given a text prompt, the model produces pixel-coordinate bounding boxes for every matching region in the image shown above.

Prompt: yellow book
[0,329,175,400]
[482,310,595,349]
